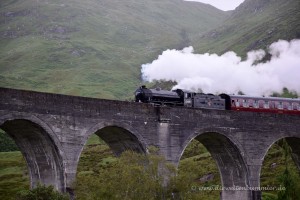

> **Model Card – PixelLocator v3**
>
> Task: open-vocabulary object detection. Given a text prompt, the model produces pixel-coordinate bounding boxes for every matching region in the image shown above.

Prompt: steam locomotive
[134,85,300,114]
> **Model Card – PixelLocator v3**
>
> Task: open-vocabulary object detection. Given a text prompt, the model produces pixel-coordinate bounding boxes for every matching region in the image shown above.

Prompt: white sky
[184,0,245,11]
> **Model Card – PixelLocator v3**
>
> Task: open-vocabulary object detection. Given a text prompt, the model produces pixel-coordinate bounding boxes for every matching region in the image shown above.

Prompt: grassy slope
[1,0,299,98]
[0,151,29,200]
[193,0,300,56]
[0,0,227,99]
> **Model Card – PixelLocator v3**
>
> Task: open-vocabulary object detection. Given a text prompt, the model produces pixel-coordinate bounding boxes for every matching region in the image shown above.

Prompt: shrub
[16,184,69,200]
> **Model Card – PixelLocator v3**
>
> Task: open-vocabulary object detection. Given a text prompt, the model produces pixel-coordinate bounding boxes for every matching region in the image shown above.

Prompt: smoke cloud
[141,40,300,96]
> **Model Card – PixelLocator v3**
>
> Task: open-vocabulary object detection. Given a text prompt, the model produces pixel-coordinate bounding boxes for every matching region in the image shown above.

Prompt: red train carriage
[227,95,300,114]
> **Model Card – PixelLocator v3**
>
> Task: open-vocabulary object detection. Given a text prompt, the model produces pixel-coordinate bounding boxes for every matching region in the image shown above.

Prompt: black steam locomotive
[134,85,300,114]
[134,85,225,110]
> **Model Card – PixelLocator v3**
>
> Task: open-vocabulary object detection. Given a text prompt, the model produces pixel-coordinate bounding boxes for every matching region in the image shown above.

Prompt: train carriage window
[292,103,298,110]
[253,100,258,108]
[248,99,254,108]
[235,99,240,107]
[258,100,264,108]
[243,99,249,108]
[278,102,283,109]
[264,101,269,109]
[240,99,244,107]
[287,103,292,110]
[231,100,235,106]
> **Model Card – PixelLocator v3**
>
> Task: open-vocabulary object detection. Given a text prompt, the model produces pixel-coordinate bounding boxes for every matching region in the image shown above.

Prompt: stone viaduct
[0,87,299,200]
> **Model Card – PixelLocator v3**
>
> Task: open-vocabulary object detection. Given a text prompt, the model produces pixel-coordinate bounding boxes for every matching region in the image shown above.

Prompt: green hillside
[1,0,299,99]
[0,0,227,99]
[193,0,300,56]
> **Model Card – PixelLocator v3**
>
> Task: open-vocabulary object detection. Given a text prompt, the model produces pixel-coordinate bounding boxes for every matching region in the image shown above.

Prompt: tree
[271,88,298,98]
[0,129,19,152]
[74,148,176,200]
[277,139,300,200]
[16,184,69,200]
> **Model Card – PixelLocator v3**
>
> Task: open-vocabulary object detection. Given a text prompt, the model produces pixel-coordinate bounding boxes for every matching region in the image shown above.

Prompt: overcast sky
[184,0,245,11]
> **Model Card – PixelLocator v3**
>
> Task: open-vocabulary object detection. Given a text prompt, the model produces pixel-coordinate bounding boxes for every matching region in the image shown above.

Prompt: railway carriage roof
[229,95,300,102]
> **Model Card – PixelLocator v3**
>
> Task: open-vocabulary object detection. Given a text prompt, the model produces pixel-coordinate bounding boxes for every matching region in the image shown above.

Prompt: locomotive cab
[184,92,194,107]
[173,89,195,107]
[135,85,152,102]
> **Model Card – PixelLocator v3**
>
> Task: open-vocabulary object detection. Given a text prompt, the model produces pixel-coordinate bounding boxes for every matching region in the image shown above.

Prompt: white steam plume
[141,40,300,96]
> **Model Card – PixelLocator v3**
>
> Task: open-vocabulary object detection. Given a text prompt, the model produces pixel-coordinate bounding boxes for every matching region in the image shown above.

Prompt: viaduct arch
[0,113,66,192]
[178,130,250,199]
[83,121,147,156]
[259,135,300,179]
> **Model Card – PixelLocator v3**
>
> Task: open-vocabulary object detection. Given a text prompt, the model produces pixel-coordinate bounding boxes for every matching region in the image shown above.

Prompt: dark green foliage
[16,184,69,200]
[277,168,297,200]
[75,148,175,200]
[181,139,208,159]
[174,140,221,200]
[0,129,19,152]
[276,139,300,200]
[271,87,298,98]
[262,192,278,200]
[261,139,300,200]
